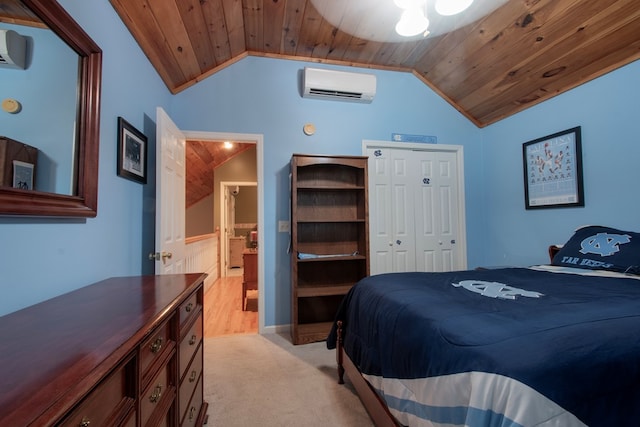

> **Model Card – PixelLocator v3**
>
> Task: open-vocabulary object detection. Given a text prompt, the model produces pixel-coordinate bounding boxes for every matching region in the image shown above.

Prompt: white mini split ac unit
[302,67,376,103]
[0,29,27,70]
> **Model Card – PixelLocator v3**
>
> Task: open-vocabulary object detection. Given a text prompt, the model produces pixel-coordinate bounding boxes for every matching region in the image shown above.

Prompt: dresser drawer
[122,410,137,427]
[158,409,174,427]
[180,375,203,427]
[179,289,201,331]
[179,314,203,379]
[140,318,175,386]
[179,344,203,421]
[60,358,135,427]
[140,357,174,427]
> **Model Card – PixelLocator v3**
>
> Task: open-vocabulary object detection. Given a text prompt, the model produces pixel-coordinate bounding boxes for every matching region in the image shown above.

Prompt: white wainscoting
[185,232,219,294]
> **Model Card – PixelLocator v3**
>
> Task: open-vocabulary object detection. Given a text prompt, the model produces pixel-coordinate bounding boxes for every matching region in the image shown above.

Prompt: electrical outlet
[278,220,290,233]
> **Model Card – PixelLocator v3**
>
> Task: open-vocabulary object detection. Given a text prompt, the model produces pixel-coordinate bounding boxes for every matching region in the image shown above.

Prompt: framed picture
[117,117,148,184]
[522,126,584,209]
[13,160,34,190]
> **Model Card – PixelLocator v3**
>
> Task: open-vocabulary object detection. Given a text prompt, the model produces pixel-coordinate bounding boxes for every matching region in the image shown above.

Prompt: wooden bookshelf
[290,154,369,345]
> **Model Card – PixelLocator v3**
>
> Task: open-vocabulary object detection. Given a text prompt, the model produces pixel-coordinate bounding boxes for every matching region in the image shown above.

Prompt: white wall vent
[302,67,376,103]
[0,29,27,70]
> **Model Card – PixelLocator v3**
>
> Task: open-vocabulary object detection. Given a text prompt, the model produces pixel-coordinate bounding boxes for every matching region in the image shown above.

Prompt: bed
[327,225,640,426]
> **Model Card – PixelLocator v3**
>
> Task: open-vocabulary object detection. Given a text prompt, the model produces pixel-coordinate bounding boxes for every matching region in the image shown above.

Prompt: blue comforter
[327,268,640,426]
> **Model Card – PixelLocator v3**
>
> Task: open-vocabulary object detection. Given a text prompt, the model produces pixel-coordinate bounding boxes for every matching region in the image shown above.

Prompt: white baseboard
[203,266,218,294]
[260,323,291,335]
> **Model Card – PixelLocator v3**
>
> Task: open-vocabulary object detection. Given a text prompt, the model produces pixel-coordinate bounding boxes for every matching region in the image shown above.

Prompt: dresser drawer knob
[189,406,196,421]
[149,384,163,403]
[185,302,194,312]
[189,370,197,382]
[150,337,163,354]
[79,417,90,427]
[189,334,197,345]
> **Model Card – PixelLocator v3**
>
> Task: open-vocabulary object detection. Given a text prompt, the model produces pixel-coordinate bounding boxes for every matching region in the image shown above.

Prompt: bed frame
[335,320,399,426]
[335,248,562,426]
[548,244,561,262]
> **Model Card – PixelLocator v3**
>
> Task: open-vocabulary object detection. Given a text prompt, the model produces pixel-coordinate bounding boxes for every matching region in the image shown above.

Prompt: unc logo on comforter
[452,280,544,300]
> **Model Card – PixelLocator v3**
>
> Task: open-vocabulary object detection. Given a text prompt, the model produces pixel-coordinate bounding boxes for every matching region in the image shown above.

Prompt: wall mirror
[0,0,101,217]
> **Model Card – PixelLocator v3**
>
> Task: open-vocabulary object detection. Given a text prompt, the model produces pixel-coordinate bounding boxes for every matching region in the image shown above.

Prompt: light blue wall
[0,23,77,193]
[169,57,481,327]
[0,0,171,316]
[480,59,640,267]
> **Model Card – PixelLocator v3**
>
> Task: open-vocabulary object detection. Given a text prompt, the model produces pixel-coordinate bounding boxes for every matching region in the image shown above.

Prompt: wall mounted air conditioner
[0,29,27,70]
[302,67,376,103]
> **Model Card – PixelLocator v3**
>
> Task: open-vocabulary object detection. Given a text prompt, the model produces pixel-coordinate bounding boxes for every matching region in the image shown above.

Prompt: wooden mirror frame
[0,0,101,217]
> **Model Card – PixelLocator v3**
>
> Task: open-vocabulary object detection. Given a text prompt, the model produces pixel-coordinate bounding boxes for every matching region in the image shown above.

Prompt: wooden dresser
[0,274,208,427]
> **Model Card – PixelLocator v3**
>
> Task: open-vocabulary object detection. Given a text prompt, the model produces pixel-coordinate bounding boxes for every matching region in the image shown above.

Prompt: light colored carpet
[203,333,373,426]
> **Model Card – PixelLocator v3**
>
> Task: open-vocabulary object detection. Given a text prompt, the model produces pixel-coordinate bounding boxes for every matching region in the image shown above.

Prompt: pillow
[552,225,640,274]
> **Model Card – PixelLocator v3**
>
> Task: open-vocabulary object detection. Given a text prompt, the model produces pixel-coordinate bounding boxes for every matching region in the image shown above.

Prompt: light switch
[278,220,290,233]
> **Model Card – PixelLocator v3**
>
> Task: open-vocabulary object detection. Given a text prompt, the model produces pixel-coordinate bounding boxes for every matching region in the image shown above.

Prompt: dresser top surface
[0,273,205,426]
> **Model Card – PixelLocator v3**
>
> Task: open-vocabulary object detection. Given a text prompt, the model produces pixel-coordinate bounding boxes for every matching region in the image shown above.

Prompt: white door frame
[362,140,468,271]
[220,180,258,277]
[184,130,264,334]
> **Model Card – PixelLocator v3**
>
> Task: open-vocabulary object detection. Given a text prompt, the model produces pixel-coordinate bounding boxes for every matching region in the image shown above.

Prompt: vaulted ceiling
[109,0,640,127]
[186,141,253,207]
[6,0,639,205]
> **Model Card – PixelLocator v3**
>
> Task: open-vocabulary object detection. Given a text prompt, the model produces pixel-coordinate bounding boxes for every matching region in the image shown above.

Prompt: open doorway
[220,181,257,278]
[183,131,263,338]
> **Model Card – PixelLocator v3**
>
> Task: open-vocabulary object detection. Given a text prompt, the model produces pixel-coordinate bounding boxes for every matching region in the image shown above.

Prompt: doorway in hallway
[184,130,263,337]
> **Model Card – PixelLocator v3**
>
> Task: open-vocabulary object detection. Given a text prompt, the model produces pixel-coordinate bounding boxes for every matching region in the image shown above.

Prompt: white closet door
[365,141,466,275]
[367,148,393,275]
[414,150,462,272]
[367,147,416,275]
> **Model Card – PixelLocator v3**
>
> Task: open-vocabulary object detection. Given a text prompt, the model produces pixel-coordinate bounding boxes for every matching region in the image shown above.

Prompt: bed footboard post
[336,320,345,384]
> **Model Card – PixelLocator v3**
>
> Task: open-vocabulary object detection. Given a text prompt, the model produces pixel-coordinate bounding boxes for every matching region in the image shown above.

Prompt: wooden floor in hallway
[204,270,258,337]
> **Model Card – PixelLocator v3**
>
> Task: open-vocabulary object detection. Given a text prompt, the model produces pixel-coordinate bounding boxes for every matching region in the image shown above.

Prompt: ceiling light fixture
[393,0,429,38]
[313,0,501,42]
[395,7,430,37]
[223,141,233,149]
[434,0,474,16]
[394,0,475,38]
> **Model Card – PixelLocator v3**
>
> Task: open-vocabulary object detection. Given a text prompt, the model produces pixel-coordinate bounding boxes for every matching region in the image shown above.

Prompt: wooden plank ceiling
[186,141,252,207]
[109,0,640,127]
[0,0,45,27]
